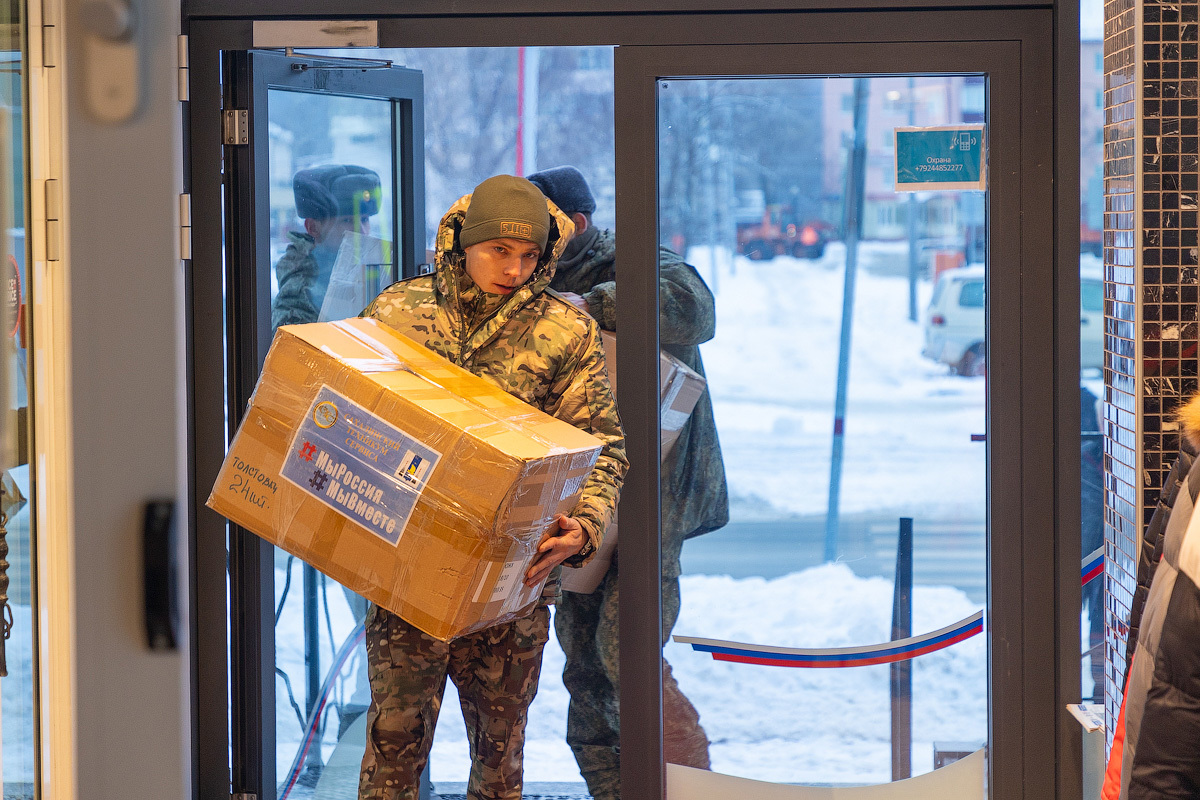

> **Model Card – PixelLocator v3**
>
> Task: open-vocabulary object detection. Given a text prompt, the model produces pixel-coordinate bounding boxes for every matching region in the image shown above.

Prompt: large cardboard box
[560,332,706,594]
[597,331,706,459]
[207,317,603,641]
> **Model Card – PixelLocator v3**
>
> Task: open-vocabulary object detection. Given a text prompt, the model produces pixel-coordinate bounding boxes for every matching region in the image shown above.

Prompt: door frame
[614,33,1059,800]
[184,7,1080,800]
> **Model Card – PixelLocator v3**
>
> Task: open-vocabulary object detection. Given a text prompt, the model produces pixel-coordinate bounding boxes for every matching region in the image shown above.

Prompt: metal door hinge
[222,109,248,146]
[177,35,189,102]
[40,0,59,67]
[44,179,61,262]
[179,193,191,260]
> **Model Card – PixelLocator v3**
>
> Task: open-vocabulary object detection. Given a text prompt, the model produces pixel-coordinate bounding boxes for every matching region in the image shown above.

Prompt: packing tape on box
[326,320,584,533]
[331,319,572,456]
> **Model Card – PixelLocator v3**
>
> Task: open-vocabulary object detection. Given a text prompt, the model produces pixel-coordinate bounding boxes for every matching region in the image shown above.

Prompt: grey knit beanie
[460,175,550,252]
[526,166,596,216]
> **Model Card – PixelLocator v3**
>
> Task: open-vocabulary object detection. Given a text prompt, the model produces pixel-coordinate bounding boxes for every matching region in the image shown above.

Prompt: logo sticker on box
[281,385,442,545]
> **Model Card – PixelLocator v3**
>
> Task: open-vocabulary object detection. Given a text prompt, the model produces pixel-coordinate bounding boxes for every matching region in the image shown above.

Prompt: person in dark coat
[527,165,729,800]
[1101,392,1200,799]
[271,164,382,331]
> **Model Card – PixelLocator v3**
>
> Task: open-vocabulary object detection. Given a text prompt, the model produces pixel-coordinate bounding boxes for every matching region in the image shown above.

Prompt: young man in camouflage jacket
[357,175,627,800]
[528,166,729,800]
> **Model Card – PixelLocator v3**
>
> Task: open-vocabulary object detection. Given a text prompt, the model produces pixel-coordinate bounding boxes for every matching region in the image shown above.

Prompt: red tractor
[736,205,830,261]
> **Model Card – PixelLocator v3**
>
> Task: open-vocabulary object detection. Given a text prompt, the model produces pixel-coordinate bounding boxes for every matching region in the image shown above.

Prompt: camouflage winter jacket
[271,231,323,331]
[363,194,628,570]
[550,227,729,543]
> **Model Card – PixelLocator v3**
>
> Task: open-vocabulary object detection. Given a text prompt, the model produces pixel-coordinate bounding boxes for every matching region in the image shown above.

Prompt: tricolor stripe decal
[1082,545,1104,586]
[675,550,1106,669]
[674,611,983,668]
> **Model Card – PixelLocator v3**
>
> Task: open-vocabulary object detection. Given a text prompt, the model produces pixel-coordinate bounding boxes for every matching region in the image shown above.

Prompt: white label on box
[660,372,691,430]
[489,554,525,603]
[280,385,442,545]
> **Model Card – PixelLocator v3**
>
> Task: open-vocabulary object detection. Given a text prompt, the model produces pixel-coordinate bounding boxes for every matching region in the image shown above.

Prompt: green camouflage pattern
[549,227,728,543]
[271,231,322,330]
[359,603,551,800]
[364,194,628,567]
[550,227,726,797]
[357,190,626,798]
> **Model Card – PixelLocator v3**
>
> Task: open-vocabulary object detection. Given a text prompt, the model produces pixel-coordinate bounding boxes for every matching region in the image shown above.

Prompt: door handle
[144,500,179,651]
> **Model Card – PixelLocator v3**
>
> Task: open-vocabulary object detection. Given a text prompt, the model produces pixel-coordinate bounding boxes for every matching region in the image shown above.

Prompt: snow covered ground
[693,241,986,522]
[3,604,35,786]
[271,565,987,789]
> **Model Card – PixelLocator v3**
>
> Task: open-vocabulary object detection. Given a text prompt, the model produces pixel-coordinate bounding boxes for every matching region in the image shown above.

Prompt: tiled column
[1102,0,1199,747]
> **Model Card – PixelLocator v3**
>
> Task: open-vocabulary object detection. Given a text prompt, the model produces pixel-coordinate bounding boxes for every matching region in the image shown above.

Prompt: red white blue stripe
[1082,545,1104,586]
[673,610,984,669]
[677,549,1107,669]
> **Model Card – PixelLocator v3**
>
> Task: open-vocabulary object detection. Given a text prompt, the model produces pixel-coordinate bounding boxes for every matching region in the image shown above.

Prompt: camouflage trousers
[554,538,711,800]
[359,603,551,800]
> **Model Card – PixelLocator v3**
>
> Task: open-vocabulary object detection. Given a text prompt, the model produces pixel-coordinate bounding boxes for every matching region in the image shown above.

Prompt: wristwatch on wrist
[574,537,596,562]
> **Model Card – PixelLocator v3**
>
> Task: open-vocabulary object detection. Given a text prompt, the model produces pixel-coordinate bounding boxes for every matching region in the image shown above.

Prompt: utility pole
[515,47,539,175]
[906,77,920,322]
[824,78,870,563]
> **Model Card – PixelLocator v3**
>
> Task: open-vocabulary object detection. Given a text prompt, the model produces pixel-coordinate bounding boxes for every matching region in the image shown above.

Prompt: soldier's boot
[662,662,711,770]
[571,750,619,800]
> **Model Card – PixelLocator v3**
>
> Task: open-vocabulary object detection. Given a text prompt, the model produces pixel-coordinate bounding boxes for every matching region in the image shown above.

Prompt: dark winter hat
[526,165,596,216]
[460,175,550,252]
[293,164,382,220]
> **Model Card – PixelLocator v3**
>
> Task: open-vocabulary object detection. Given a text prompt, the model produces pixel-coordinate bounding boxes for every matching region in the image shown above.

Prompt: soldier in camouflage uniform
[358,175,627,800]
[271,164,382,331]
[527,166,729,800]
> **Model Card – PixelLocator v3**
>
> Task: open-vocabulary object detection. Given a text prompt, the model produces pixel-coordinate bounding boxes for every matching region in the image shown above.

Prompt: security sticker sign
[894,125,986,191]
[281,386,442,545]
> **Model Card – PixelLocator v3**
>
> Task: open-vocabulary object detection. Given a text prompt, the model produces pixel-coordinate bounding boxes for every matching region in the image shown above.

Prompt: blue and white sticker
[281,386,441,545]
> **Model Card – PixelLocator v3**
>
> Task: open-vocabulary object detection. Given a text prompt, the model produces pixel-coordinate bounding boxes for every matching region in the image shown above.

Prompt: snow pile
[269,562,985,787]
[691,245,986,520]
[3,604,35,784]
[663,565,985,783]
[422,563,985,786]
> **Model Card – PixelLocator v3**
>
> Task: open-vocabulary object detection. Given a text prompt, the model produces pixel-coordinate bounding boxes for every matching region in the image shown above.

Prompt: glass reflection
[662,76,988,786]
[267,89,396,797]
[0,5,36,797]
[261,48,621,797]
[1079,33,1105,708]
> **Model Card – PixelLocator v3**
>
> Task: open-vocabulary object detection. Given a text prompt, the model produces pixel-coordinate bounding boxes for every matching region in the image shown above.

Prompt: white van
[922,264,1104,376]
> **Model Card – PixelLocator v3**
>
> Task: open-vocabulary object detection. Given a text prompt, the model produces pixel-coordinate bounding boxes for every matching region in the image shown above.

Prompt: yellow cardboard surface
[598,330,705,458]
[208,318,602,641]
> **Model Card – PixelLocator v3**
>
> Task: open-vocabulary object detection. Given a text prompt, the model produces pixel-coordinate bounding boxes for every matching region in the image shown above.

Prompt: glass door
[0,4,35,797]
[189,13,1069,800]
[220,49,425,800]
[660,73,987,787]
[614,38,1055,799]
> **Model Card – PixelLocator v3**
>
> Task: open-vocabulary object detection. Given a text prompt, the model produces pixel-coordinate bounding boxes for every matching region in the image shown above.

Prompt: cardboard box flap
[290,318,602,460]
